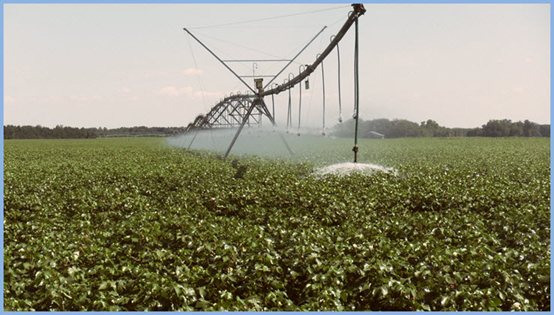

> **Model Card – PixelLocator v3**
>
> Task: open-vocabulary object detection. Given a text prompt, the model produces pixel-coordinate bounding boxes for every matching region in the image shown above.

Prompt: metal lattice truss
[186,94,267,131]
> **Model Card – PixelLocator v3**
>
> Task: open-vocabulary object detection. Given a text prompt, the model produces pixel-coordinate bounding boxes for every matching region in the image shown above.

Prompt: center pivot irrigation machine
[183,3,366,162]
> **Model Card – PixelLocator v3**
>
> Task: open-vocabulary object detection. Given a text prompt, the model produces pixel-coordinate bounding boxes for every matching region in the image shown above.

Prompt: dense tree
[4,125,192,139]
[4,125,97,139]
[466,128,483,137]
[94,126,188,137]
[420,119,453,137]
[480,119,544,137]
[331,118,549,139]
[482,119,510,137]
[539,124,550,137]
[6,119,548,140]
[388,119,422,138]
[523,120,542,137]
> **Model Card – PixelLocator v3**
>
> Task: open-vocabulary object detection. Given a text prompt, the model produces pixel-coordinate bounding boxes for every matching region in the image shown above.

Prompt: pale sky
[3,2,550,129]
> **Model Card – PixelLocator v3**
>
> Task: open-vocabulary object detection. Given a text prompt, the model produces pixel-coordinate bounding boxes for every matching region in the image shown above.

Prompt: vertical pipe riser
[353,17,360,163]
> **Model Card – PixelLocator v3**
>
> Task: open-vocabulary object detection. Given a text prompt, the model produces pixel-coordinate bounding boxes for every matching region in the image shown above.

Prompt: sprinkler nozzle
[352,145,358,153]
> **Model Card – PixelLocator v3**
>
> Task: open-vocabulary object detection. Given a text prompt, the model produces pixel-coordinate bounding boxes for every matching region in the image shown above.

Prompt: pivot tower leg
[224,97,293,158]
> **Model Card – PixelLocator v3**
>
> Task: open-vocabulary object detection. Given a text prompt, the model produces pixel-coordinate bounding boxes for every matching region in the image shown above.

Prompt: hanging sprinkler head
[352,145,359,163]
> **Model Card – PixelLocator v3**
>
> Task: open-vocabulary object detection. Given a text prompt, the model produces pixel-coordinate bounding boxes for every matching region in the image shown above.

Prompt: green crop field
[3,136,550,311]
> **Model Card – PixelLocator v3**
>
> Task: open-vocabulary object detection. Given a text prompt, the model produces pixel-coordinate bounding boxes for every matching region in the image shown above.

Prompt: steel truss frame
[185,94,263,131]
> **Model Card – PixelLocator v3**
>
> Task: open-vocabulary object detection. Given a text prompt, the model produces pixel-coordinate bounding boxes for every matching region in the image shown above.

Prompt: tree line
[5,119,549,139]
[4,125,187,139]
[94,126,187,137]
[332,118,550,139]
[3,125,97,139]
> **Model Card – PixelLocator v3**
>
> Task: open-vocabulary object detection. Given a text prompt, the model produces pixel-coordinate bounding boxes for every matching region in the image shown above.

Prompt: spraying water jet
[313,162,396,177]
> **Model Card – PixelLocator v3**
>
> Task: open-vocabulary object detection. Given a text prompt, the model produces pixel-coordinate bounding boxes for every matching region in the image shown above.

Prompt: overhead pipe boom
[260,3,366,97]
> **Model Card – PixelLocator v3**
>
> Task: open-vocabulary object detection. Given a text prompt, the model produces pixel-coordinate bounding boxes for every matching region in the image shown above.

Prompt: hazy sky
[4,2,550,129]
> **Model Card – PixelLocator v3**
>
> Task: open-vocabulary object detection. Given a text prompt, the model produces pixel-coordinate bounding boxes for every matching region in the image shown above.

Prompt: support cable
[185,35,216,150]
[190,30,288,69]
[190,5,349,30]
[183,27,257,95]
[223,59,291,63]
[263,26,327,90]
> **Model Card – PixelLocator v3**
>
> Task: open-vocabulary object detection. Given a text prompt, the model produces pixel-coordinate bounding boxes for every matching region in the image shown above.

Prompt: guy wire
[185,33,217,150]
[190,5,349,30]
